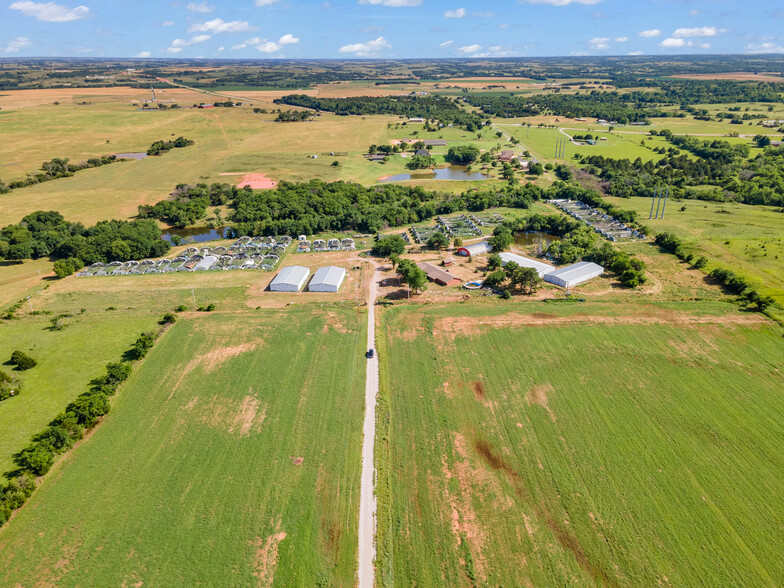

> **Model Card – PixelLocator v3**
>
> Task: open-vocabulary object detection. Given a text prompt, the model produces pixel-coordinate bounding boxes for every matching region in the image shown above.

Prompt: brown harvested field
[670,72,784,82]
[0,86,203,109]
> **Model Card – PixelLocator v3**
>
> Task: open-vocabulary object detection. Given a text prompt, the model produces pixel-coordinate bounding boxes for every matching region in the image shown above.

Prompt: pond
[381,166,490,182]
[115,152,148,160]
[514,231,561,248]
[162,226,229,244]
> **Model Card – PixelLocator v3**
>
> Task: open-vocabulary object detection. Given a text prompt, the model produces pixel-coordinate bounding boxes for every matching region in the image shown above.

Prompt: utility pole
[660,187,670,218]
[26,296,33,313]
[191,289,196,307]
[649,186,658,219]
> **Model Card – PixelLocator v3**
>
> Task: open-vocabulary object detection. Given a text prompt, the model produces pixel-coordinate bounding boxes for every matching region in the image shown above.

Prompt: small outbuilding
[423,139,447,147]
[270,265,310,292]
[499,150,516,162]
[194,255,217,271]
[414,149,430,157]
[544,261,604,288]
[457,241,492,257]
[499,252,554,277]
[309,266,347,292]
[417,262,461,286]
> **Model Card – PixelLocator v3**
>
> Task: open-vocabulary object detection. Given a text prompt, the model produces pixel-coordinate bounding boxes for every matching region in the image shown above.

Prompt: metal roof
[309,266,346,290]
[499,252,554,277]
[544,261,604,287]
[270,265,310,290]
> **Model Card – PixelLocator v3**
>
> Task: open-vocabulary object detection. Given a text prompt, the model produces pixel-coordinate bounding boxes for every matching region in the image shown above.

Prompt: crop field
[0,306,367,586]
[605,196,784,308]
[376,301,784,587]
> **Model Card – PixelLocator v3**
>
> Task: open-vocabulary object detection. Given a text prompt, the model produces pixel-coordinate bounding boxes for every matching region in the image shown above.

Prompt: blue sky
[1,0,783,59]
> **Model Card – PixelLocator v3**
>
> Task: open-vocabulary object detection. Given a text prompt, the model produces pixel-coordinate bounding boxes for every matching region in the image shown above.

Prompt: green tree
[405,266,428,294]
[445,145,480,165]
[488,228,513,252]
[427,232,449,250]
[528,162,544,175]
[487,253,502,270]
[10,350,37,371]
[371,235,407,257]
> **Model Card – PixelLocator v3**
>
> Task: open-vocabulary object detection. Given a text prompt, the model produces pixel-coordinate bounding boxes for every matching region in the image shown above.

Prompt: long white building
[499,252,555,278]
[544,261,604,288]
[269,266,310,292]
[309,266,347,292]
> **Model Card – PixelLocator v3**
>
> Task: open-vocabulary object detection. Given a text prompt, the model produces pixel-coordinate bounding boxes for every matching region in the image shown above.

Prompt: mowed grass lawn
[376,301,784,587]
[0,307,367,586]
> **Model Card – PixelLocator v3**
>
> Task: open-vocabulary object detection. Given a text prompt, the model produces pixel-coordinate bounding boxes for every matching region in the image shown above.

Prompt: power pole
[649,186,658,219]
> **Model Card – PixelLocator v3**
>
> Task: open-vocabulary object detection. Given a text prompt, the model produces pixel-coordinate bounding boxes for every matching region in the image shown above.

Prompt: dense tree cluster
[274,94,485,130]
[445,146,480,165]
[0,211,170,271]
[274,109,314,122]
[395,258,428,294]
[230,180,540,236]
[581,141,784,207]
[138,183,244,227]
[484,261,542,295]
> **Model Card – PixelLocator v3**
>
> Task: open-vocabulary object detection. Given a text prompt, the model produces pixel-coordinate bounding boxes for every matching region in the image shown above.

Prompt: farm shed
[309,266,347,292]
[194,255,217,271]
[544,261,604,288]
[498,150,516,162]
[423,139,447,147]
[414,149,430,157]
[499,252,554,277]
[417,262,461,286]
[270,266,310,292]
[457,241,492,257]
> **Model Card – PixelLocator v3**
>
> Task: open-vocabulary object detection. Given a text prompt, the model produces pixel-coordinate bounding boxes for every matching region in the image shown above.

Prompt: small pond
[162,226,229,244]
[514,231,562,248]
[381,166,490,182]
[115,152,148,160]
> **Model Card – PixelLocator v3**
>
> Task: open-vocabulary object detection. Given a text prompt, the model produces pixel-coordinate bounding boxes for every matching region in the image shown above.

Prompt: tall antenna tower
[150,86,156,102]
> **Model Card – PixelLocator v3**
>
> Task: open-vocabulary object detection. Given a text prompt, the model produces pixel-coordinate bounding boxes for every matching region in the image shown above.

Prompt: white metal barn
[270,266,311,292]
[499,252,554,277]
[544,261,604,288]
[309,266,347,292]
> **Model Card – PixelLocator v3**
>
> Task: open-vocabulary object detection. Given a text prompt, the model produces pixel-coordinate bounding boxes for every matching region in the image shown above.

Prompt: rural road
[358,262,380,588]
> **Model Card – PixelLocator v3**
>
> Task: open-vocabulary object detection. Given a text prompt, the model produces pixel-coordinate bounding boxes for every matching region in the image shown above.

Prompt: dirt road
[357,262,380,587]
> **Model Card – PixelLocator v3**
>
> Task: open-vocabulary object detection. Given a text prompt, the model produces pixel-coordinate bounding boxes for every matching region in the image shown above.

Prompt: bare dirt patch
[196,393,267,437]
[251,520,287,587]
[172,339,264,394]
[290,456,304,466]
[322,311,349,334]
[472,381,486,401]
[236,173,277,190]
[433,310,769,340]
[527,383,556,422]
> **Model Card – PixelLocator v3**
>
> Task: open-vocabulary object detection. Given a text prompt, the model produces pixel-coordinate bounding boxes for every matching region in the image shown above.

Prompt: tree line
[0,156,119,194]
[273,94,486,130]
[137,183,246,228]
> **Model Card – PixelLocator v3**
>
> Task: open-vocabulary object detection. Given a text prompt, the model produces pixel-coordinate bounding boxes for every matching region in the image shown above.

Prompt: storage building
[309,266,347,292]
[544,261,604,288]
[270,266,310,292]
[456,241,492,257]
[499,252,554,277]
[417,262,461,286]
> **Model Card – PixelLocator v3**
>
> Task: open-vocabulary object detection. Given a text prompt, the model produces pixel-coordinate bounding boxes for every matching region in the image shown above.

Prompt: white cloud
[279,33,299,45]
[186,1,212,13]
[189,18,253,34]
[571,50,589,56]
[162,20,175,26]
[628,50,643,56]
[338,35,391,56]
[660,38,686,48]
[589,36,610,49]
[166,34,211,53]
[217,46,224,52]
[700,43,711,49]
[673,26,724,38]
[358,0,422,5]
[638,29,661,38]
[135,50,151,58]
[521,0,602,5]
[444,7,466,18]
[9,1,88,22]
[257,41,282,53]
[4,36,32,53]
[745,42,784,54]
[255,0,279,5]
[615,36,628,43]
[458,44,482,54]
[689,9,700,17]
[439,40,454,47]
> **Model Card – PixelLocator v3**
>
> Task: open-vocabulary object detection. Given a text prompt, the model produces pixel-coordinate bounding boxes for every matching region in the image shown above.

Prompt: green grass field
[376,301,784,587]
[605,196,784,309]
[0,306,367,586]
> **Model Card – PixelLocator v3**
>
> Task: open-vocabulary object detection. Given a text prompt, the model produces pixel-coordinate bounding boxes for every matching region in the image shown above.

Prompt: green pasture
[376,301,784,587]
[606,196,784,308]
[0,307,367,586]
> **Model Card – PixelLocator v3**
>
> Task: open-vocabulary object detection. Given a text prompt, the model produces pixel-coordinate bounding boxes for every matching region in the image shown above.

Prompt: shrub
[161,313,177,324]
[175,304,187,312]
[693,256,708,269]
[16,443,55,476]
[131,332,156,359]
[10,350,37,371]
